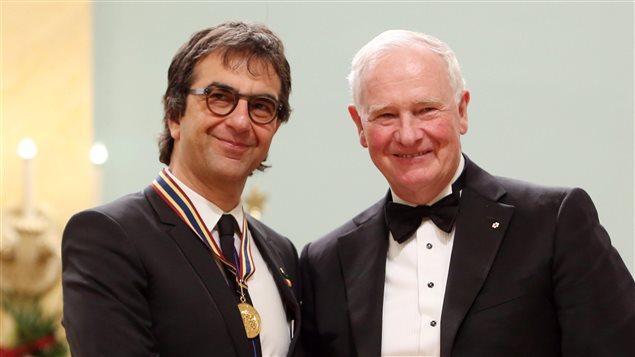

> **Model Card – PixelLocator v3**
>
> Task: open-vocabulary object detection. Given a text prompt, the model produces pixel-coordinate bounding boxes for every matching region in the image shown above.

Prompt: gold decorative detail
[237,302,261,338]
[1,207,60,296]
[1,205,64,350]
[244,185,267,220]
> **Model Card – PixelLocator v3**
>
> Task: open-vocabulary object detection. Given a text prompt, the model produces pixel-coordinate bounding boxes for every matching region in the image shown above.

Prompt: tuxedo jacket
[300,156,635,357]
[62,186,302,357]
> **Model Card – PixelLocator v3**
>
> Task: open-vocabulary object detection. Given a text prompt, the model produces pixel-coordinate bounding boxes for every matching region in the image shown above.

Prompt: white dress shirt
[381,156,464,357]
[166,170,290,357]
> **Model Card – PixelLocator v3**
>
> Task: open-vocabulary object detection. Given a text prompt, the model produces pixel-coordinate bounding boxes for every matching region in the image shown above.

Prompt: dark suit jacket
[301,156,635,357]
[62,186,302,357]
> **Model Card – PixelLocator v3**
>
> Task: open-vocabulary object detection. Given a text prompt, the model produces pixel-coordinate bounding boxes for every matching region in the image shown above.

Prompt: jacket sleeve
[553,188,635,356]
[62,210,158,357]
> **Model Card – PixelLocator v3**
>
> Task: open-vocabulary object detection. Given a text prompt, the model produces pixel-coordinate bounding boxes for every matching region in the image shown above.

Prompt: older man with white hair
[300,29,635,357]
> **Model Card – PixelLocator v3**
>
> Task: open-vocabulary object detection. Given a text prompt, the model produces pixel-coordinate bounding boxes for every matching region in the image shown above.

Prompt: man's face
[349,46,469,204]
[168,52,281,190]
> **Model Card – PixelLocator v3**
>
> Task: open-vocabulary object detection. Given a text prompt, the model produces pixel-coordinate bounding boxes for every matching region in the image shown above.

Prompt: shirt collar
[165,169,245,232]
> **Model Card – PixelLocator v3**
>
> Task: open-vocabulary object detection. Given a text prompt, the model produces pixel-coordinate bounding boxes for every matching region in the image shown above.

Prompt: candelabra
[0,138,66,356]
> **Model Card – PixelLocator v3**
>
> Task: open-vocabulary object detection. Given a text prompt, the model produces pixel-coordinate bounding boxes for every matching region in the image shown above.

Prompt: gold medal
[237,302,261,338]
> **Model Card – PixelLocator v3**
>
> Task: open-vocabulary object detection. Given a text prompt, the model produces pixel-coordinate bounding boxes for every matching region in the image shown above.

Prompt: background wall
[2,2,92,236]
[2,2,91,348]
[93,2,634,272]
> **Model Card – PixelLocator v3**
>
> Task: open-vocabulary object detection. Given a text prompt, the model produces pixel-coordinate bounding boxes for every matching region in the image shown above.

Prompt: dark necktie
[218,214,239,281]
[217,214,262,357]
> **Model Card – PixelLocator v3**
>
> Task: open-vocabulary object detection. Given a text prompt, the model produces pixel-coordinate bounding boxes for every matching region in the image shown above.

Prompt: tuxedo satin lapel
[247,217,301,347]
[143,187,253,357]
[337,209,388,357]
[440,187,514,357]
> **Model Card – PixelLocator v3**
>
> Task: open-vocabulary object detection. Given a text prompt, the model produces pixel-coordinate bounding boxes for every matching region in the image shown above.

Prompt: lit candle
[89,142,109,205]
[17,137,37,220]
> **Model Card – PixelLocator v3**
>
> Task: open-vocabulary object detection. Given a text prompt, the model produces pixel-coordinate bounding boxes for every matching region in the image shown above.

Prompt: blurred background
[2,1,633,355]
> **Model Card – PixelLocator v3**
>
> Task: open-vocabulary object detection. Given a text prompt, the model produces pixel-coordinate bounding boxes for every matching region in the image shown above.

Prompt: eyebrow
[367,103,389,116]
[366,98,443,115]
[206,81,279,101]
[413,98,443,106]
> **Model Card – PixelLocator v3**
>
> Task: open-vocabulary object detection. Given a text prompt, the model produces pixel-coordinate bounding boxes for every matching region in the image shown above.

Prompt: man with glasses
[62,22,301,357]
[300,29,635,356]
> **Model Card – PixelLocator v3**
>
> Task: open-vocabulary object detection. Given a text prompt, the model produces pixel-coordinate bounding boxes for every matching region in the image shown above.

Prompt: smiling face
[349,46,469,204]
[168,52,281,202]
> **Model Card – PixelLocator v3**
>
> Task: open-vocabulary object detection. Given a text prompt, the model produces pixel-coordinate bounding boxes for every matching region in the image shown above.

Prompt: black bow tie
[385,191,461,243]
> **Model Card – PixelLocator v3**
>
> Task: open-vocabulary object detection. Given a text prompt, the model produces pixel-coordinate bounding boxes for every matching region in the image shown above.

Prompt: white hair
[347,30,466,107]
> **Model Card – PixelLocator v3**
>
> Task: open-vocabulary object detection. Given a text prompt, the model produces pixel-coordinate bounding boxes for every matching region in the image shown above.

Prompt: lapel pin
[279,267,293,287]
[491,222,500,229]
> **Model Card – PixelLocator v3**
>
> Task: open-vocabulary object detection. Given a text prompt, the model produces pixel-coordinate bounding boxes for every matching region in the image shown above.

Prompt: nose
[224,98,251,131]
[394,114,423,146]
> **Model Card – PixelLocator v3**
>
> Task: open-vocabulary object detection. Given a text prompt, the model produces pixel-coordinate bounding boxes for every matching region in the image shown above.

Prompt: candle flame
[17,137,37,159]
[89,142,109,165]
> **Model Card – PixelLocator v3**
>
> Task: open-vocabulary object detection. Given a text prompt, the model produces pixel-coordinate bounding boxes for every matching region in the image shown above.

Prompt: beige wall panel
[1,3,92,350]
[2,2,93,235]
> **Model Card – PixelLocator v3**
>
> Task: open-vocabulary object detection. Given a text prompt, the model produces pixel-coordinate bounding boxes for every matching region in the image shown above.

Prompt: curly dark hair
[158,21,291,171]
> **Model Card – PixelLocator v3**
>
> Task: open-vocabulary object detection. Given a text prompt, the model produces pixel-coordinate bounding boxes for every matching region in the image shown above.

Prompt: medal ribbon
[151,169,256,286]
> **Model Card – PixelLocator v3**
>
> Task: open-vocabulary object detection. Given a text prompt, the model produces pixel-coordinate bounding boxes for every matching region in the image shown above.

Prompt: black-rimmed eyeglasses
[189,84,282,124]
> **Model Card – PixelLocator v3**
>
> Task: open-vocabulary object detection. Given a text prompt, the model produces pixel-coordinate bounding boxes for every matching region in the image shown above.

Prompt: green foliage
[1,294,67,357]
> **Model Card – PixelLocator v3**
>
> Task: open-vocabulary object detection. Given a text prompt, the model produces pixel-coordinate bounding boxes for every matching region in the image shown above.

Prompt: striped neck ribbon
[151,169,256,287]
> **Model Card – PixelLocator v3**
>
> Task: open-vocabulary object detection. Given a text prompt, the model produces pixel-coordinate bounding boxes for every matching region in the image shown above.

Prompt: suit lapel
[144,187,252,357]
[440,159,515,357]
[337,200,389,357]
[247,217,301,352]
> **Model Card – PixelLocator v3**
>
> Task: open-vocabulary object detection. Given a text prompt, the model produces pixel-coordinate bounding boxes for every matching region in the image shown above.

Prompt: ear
[167,117,181,141]
[457,90,470,135]
[348,104,368,148]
